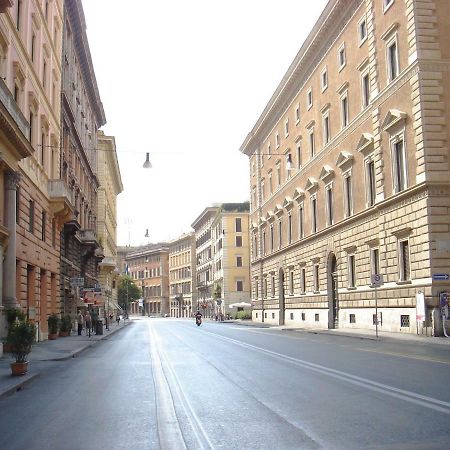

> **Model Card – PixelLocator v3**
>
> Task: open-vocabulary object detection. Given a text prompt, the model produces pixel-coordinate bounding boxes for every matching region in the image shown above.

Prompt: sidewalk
[0,319,132,399]
[225,319,450,345]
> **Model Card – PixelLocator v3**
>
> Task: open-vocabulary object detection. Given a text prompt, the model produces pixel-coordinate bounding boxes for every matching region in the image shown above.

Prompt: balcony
[0,77,30,141]
[99,256,116,271]
[48,180,75,227]
[79,229,99,246]
[0,0,13,13]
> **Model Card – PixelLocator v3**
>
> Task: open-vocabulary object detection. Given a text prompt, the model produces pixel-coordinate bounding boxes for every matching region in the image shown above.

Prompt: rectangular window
[278,219,282,249]
[341,94,349,128]
[348,254,356,288]
[307,88,313,109]
[338,44,346,70]
[311,196,318,233]
[290,312,294,320]
[284,119,289,137]
[296,141,302,169]
[236,280,243,292]
[51,218,56,247]
[400,314,410,328]
[399,239,410,281]
[289,270,294,295]
[271,275,275,297]
[323,113,330,145]
[309,130,315,157]
[29,111,34,145]
[262,230,266,255]
[236,256,242,267]
[276,133,280,148]
[235,236,242,247]
[41,211,46,241]
[366,159,376,206]
[276,162,281,187]
[350,314,356,324]
[264,277,268,298]
[301,268,306,294]
[371,248,380,277]
[344,173,353,217]
[16,0,21,30]
[261,180,265,201]
[387,39,399,81]
[321,68,328,91]
[269,173,273,194]
[315,313,319,322]
[42,61,47,88]
[235,217,242,232]
[287,213,292,244]
[295,104,300,123]
[359,18,367,44]
[362,72,370,108]
[326,186,333,226]
[298,204,304,239]
[29,200,35,233]
[268,143,271,157]
[255,279,259,298]
[270,225,274,252]
[301,312,306,321]
[31,34,36,62]
[313,264,319,292]
[384,0,395,12]
[392,137,406,193]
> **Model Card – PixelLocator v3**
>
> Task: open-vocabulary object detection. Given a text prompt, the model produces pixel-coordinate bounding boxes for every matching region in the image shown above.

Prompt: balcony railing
[48,180,74,205]
[79,229,98,244]
[0,77,30,140]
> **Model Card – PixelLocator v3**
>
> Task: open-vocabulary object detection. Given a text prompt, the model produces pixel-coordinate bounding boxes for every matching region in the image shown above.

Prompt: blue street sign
[433,274,449,281]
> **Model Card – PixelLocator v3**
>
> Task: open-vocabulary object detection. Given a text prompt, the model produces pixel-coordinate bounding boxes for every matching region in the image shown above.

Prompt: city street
[0,318,449,450]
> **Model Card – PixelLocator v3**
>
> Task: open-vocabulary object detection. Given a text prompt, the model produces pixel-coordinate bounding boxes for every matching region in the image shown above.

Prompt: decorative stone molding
[381,109,407,132]
[336,151,353,169]
[305,177,319,192]
[319,165,334,183]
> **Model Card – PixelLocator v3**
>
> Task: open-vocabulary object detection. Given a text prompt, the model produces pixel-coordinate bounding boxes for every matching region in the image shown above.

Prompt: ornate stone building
[60,0,106,316]
[241,0,450,335]
[126,244,170,316]
[1,0,64,341]
[169,233,195,318]
[211,203,251,318]
[191,206,219,318]
[97,131,123,320]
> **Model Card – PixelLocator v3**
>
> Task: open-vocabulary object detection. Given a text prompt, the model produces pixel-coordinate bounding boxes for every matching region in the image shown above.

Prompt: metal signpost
[371,274,384,338]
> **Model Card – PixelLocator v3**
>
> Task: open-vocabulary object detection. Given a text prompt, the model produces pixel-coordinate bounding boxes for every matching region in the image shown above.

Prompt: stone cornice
[66,0,106,126]
[240,0,363,156]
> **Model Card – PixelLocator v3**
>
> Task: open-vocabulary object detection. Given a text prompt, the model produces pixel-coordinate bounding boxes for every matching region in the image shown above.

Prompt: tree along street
[0,318,449,450]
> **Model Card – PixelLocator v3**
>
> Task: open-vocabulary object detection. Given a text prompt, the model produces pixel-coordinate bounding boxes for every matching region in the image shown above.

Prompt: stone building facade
[60,0,106,317]
[126,244,170,316]
[97,131,123,319]
[169,233,195,318]
[211,203,251,318]
[191,206,219,318]
[1,0,64,341]
[241,0,450,335]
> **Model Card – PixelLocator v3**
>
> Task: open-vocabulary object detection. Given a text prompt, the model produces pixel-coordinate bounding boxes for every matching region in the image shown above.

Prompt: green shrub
[9,320,35,363]
[235,311,252,320]
[47,314,59,334]
[59,315,72,333]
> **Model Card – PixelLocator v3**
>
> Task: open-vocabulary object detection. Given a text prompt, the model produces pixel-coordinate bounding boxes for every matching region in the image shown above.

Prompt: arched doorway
[327,253,338,329]
[279,268,285,325]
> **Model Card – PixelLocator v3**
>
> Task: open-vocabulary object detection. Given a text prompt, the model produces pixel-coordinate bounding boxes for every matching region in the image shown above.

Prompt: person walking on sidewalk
[84,311,92,337]
[77,310,84,336]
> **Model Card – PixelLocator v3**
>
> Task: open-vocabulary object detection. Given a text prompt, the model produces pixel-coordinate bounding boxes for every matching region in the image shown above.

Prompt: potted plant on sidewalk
[59,315,72,337]
[47,314,59,340]
[3,307,26,353]
[9,320,36,376]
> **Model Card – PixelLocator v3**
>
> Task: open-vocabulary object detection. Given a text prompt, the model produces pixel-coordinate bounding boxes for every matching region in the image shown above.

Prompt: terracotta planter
[59,331,69,337]
[10,361,29,376]
[48,333,58,340]
[3,343,14,353]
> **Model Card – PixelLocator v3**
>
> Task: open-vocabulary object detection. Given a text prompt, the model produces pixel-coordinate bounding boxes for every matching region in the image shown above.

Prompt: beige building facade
[211,203,251,318]
[97,131,123,319]
[1,0,64,341]
[241,0,450,335]
[169,233,195,318]
[126,244,169,316]
[191,206,219,318]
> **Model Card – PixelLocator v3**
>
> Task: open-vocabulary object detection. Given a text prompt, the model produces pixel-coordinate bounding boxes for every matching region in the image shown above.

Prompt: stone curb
[0,373,40,399]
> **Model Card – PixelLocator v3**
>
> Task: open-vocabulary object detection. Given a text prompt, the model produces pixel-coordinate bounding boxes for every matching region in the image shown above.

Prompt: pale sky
[81,0,329,246]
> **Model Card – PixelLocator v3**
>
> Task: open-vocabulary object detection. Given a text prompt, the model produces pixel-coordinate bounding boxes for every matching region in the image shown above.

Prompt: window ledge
[347,286,357,291]
[396,280,412,285]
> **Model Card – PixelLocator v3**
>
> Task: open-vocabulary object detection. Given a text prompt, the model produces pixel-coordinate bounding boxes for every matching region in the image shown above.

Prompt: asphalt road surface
[0,317,449,450]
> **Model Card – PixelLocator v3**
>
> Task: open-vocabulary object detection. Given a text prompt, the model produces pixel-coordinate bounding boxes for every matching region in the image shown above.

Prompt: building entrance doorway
[328,253,338,329]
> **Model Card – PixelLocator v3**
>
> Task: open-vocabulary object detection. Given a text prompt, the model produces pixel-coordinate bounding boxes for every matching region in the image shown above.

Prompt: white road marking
[202,330,450,415]
[148,323,187,450]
